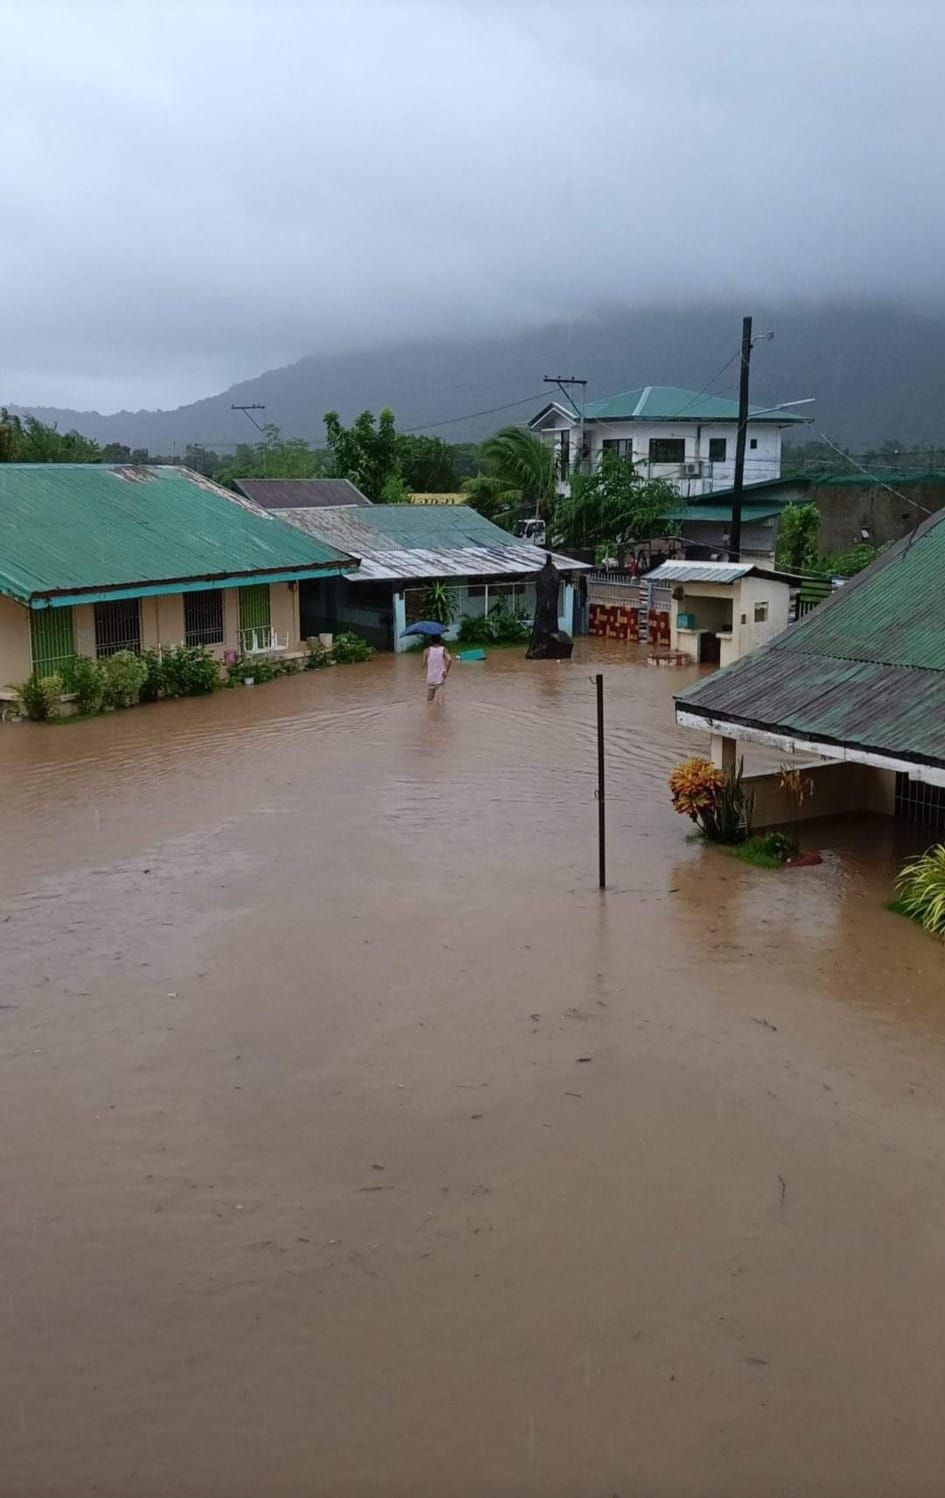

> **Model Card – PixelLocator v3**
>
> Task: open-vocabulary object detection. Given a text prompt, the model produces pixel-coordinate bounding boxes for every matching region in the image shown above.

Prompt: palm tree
[481,426,555,519]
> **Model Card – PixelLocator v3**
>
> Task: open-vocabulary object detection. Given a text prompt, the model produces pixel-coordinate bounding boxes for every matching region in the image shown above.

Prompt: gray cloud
[1,0,942,409]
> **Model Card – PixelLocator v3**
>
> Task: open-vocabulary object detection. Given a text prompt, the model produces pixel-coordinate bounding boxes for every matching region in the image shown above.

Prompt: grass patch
[734,835,788,870]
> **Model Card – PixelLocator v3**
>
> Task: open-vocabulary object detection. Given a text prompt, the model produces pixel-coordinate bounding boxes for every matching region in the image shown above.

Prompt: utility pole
[231,403,266,434]
[232,402,267,474]
[543,375,587,508]
[728,317,752,562]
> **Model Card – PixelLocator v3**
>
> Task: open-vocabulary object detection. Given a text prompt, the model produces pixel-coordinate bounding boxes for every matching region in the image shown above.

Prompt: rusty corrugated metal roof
[234,478,371,509]
[677,505,945,767]
[274,504,590,582]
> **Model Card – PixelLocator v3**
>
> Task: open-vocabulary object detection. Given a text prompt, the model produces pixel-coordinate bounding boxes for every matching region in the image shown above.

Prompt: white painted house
[528,385,807,500]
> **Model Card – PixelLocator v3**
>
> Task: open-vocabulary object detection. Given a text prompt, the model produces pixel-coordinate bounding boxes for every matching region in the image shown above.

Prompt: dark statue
[527,554,574,660]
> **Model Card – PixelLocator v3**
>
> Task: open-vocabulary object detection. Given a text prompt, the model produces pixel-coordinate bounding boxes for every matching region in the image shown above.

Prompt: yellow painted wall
[409,493,467,505]
[222,589,240,654]
[270,583,301,649]
[0,583,307,695]
[746,763,896,827]
[73,604,95,657]
[0,597,33,694]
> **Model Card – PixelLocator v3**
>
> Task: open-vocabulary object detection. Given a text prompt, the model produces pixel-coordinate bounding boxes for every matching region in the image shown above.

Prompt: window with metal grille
[30,607,76,677]
[649,438,685,465]
[708,437,727,463]
[238,584,271,633]
[184,589,225,646]
[895,773,945,831]
[94,598,141,657]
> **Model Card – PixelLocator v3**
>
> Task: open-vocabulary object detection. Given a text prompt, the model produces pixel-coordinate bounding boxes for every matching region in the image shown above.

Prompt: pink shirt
[425,645,447,685]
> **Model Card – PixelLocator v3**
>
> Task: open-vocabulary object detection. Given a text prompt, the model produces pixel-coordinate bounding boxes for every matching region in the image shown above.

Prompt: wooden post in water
[596,673,606,889]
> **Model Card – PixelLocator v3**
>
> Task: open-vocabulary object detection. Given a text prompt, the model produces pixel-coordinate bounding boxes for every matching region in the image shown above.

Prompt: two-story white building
[528,384,807,499]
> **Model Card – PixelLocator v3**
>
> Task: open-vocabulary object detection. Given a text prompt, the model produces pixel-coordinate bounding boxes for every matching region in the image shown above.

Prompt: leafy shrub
[736,832,795,869]
[896,845,945,937]
[139,649,166,702]
[67,655,105,714]
[271,655,302,677]
[15,672,63,720]
[332,632,373,664]
[458,602,530,646]
[140,646,219,700]
[227,655,272,685]
[670,755,754,844]
[100,650,147,708]
[458,614,493,645]
[163,646,219,697]
[305,640,333,670]
[489,601,530,644]
[420,581,458,626]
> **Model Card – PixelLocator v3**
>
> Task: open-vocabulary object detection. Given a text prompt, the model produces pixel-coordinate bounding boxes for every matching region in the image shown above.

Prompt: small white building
[647,560,796,668]
[528,385,806,500]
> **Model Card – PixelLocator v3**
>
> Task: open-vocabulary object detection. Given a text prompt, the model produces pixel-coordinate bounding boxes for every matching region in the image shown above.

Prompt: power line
[401,391,548,434]
[751,366,936,520]
[667,348,743,420]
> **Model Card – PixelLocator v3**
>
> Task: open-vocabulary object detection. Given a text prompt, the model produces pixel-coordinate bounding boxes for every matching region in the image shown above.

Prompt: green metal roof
[0,464,353,607]
[577,386,809,424]
[663,504,785,523]
[314,502,521,548]
[815,469,945,488]
[689,477,811,504]
[677,505,945,768]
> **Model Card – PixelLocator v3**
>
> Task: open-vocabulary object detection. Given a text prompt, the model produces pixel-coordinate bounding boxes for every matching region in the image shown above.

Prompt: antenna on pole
[543,375,588,505]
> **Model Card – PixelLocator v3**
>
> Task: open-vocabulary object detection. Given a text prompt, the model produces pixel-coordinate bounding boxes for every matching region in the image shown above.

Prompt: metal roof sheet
[677,504,945,766]
[0,465,353,605]
[576,386,809,424]
[274,504,589,581]
[648,561,795,585]
[234,478,371,508]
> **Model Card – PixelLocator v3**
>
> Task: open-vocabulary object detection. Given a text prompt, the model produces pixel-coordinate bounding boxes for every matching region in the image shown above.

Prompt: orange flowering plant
[669,756,753,844]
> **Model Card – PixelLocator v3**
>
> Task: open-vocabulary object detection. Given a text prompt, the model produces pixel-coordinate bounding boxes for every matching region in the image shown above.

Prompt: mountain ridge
[8,301,945,452]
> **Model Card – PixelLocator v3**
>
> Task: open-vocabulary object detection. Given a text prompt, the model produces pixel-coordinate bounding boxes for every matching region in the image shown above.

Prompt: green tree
[776,503,821,571]
[554,451,678,551]
[217,425,326,488]
[396,434,459,492]
[0,409,101,463]
[481,426,555,518]
[461,473,520,527]
[323,407,400,502]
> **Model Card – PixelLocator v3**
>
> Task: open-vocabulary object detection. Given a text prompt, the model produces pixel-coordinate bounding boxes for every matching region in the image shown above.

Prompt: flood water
[2,643,945,1498]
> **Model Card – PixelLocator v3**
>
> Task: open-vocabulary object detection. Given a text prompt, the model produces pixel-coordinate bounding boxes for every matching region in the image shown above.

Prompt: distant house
[233,478,371,509]
[664,478,797,565]
[675,469,945,560]
[273,503,589,651]
[675,504,945,830]
[528,385,807,499]
[0,464,354,697]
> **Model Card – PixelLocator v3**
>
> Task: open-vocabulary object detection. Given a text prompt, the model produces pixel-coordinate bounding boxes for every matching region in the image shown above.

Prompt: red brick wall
[589,604,671,643]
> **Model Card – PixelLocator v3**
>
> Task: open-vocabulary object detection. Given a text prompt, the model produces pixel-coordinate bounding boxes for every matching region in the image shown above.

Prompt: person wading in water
[423,635,452,702]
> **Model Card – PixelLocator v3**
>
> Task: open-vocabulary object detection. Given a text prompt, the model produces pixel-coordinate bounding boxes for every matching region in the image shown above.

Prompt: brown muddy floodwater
[2,642,945,1498]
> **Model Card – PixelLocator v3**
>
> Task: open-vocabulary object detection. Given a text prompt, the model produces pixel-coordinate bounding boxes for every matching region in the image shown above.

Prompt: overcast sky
[2,0,942,412]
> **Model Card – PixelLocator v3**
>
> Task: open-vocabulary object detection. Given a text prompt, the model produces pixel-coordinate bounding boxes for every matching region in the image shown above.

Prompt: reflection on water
[2,640,945,1496]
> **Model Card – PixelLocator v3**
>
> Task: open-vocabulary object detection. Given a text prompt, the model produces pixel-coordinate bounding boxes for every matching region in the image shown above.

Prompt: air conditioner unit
[682,460,703,478]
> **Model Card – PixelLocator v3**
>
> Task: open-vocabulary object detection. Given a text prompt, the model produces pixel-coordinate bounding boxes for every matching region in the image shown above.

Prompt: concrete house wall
[670,576,791,667]
[0,582,304,699]
[538,409,783,499]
